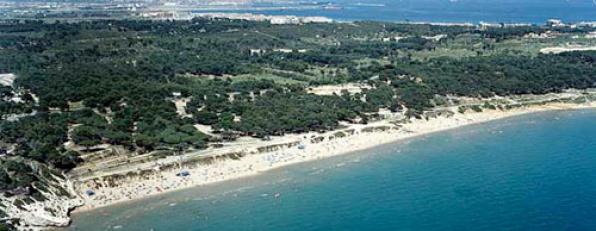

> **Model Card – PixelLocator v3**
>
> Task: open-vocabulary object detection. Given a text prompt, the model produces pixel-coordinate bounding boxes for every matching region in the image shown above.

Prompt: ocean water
[69,109,596,231]
[195,0,596,24]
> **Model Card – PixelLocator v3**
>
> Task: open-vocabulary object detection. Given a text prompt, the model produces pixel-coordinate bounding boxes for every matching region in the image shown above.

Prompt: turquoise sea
[194,0,596,24]
[69,109,596,231]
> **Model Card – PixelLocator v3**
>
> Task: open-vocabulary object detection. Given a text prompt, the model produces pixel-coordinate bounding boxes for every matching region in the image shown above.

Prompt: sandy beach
[72,101,596,212]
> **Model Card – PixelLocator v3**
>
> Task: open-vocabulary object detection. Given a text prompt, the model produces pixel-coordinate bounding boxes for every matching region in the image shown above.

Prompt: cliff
[0,161,83,230]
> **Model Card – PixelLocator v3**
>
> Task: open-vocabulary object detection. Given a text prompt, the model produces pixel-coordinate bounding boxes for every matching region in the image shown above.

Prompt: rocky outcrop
[0,163,83,230]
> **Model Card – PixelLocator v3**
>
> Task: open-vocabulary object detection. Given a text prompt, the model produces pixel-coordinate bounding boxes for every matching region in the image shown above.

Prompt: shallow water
[194,0,596,24]
[69,109,596,231]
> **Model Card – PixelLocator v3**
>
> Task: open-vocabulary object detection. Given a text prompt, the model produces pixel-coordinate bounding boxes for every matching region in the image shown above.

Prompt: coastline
[1,11,594,231]
[71,101,596,214]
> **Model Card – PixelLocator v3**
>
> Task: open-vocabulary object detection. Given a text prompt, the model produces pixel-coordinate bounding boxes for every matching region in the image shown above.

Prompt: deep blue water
[194,0,596,24]
[70,109,596,231]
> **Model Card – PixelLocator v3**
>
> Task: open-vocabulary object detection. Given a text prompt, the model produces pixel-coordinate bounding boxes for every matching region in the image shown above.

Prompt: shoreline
[70,101,596,214]
[185,10,596,26]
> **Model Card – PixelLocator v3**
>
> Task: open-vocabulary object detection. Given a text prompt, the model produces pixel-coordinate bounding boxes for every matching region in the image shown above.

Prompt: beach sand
[72,102,596,212]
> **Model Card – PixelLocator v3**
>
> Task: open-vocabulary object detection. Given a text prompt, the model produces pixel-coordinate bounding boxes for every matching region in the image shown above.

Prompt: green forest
[0,19,594,228]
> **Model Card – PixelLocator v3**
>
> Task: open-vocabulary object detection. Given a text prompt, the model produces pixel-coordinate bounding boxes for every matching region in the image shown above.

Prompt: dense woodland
[0,19,594,228]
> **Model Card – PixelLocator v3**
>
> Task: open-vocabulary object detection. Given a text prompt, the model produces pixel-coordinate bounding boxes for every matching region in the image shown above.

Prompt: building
[547,19,565,27]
